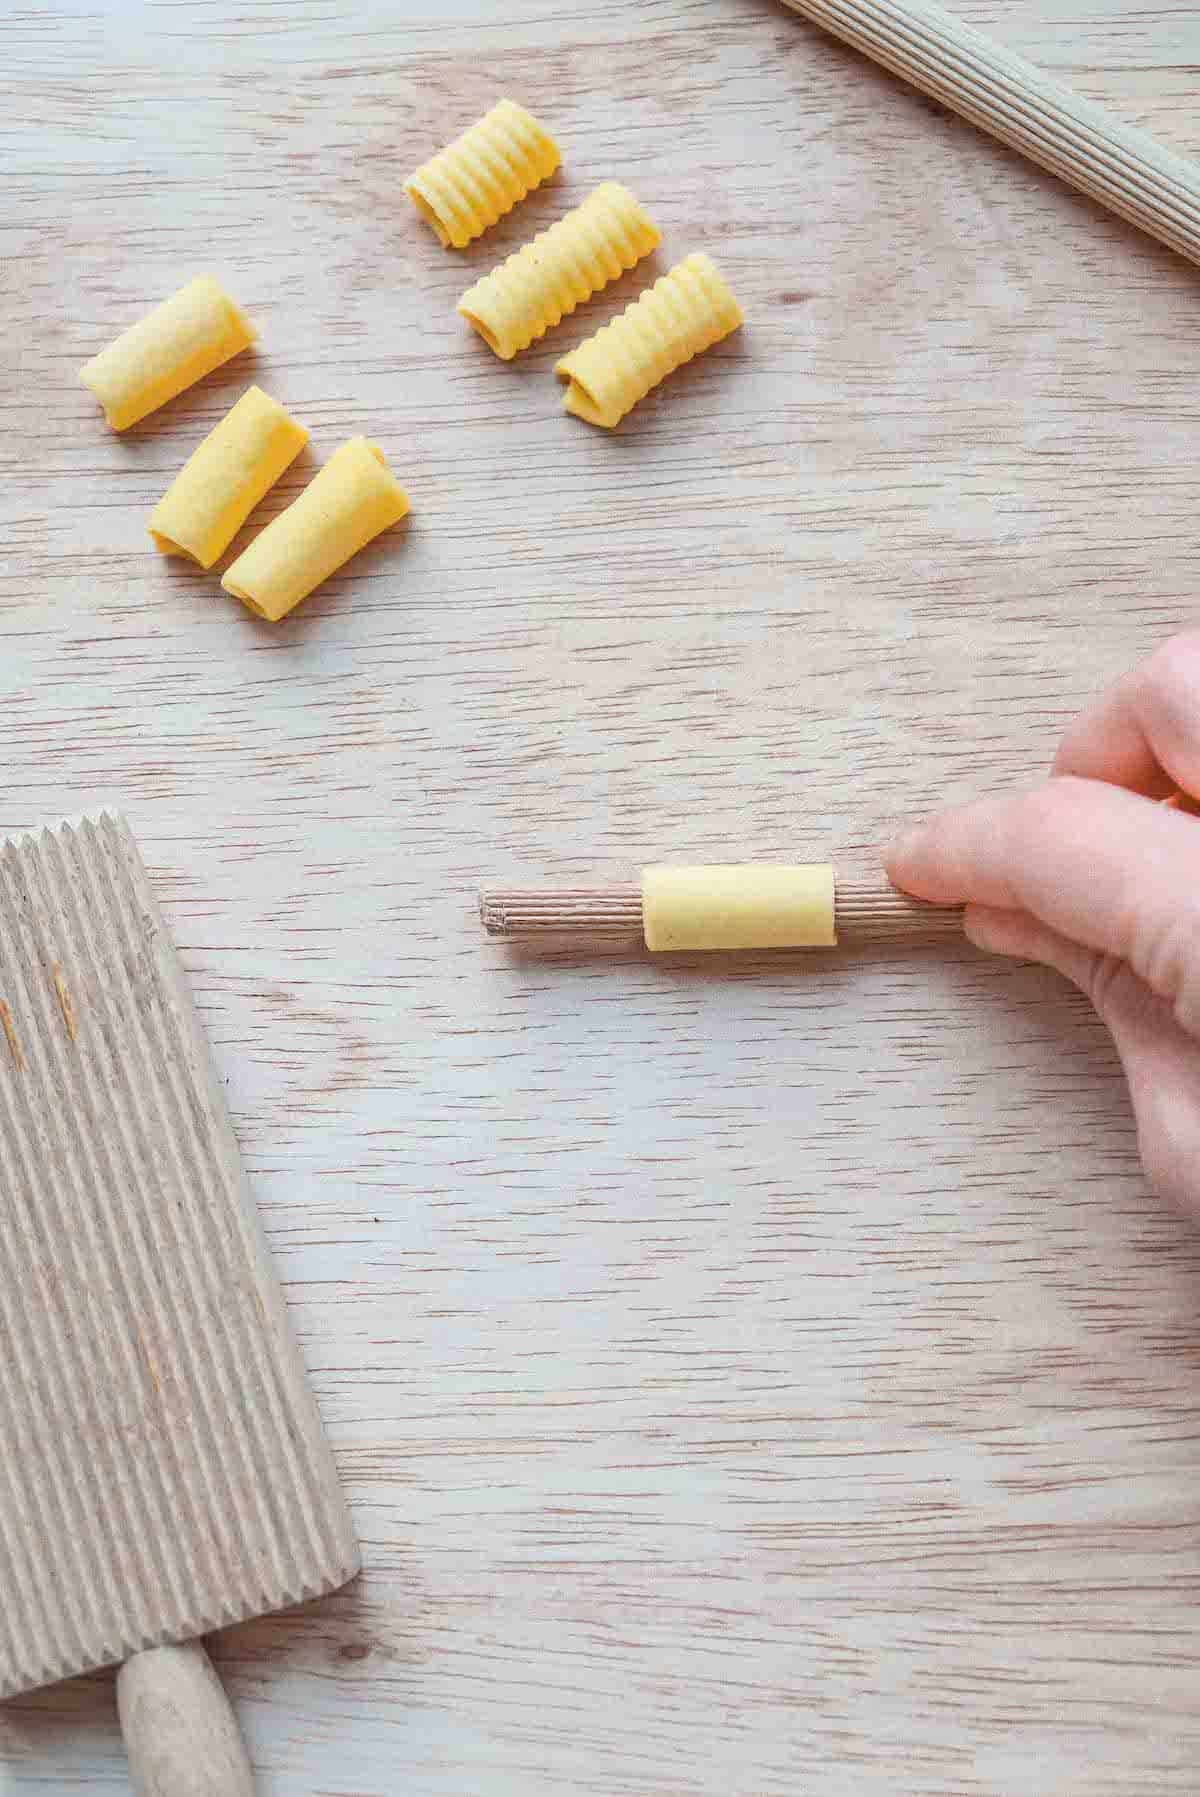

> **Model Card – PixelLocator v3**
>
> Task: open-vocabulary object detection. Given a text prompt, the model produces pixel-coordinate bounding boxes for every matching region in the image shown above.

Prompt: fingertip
[884,818,968,904]
[884,826,925,886]
[1050,734,1080,779]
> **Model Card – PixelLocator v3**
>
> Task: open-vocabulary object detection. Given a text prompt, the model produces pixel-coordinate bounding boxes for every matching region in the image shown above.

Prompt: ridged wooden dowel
[479,876,961,947]
[481,886,646,945]
[778,0,1200,270]
[834,875,964,942]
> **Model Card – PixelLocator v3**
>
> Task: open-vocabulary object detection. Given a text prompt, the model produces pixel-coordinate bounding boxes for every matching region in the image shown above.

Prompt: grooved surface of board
[0,816,359,1700]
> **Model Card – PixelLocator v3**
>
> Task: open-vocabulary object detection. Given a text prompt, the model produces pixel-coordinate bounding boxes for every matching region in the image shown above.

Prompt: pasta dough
[405,98,560,250]
[641,865,837,951]
[555,252,742,429]
[221,438,409,621]
[79,277,255,431]
[148,386,308,569]
[457,182,660,359]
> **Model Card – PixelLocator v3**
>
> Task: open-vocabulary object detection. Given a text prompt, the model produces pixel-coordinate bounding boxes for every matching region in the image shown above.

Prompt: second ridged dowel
[779,0,1200,271]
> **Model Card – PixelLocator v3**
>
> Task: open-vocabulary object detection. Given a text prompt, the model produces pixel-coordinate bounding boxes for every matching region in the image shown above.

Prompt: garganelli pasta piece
[457,182,660,360]
[148,386,308,569]
[555,252,742,428]
[221,438,409,622]
[404,98,560,249]
[79,277,256,432]
[641,865,837,951]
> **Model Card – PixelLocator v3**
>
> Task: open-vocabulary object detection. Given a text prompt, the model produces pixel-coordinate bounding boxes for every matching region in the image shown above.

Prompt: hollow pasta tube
[555,252,742,429]
[221,438,409,622]
[457,182,659,359]
[80,277,255,431]
[641,865,837,951]
[404,98,560,250]
[148,387,308,569]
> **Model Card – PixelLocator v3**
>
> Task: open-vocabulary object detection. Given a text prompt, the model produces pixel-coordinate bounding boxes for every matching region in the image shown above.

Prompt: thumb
[967,905,1200,1213]
[887,779,1200,1033]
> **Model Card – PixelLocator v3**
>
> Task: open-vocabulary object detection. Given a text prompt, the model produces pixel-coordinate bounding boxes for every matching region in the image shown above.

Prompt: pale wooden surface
[4,0,1200,1791]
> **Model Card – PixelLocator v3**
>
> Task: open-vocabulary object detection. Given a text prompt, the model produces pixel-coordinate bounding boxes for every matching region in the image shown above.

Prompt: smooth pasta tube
[457,182,660,360]
[148,387,308,569]
[404,98,560,249]
[641,865,836,951]
[221,438,409,621]
[80,277,255,431]
[555,252,742,429]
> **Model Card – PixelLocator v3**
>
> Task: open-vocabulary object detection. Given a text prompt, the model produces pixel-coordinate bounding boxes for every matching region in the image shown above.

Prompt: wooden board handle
[778,0,1200,268]
[117,1642,254,1797]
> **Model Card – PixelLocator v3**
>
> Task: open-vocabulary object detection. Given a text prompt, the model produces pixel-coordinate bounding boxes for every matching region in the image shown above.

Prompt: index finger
[1053,632,1200,799]
[886,776,1200,1013]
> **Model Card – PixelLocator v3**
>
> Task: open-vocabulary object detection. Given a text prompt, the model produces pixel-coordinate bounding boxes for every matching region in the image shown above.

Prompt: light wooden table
[5,1,1200,1791]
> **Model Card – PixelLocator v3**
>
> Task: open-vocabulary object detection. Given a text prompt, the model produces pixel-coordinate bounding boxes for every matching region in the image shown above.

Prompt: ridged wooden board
[0,814,359,1700]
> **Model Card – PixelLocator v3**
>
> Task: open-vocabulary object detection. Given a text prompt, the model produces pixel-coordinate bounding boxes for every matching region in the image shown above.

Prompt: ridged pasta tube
[148,386,308,568]
[457,183,660,360]
[555,252,742,429]
[80,277,255,431]
[404,99,560,249]
[221,438,409,622]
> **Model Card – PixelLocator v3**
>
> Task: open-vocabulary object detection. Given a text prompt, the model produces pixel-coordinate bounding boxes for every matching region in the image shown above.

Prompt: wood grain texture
[4,0,1200,1791]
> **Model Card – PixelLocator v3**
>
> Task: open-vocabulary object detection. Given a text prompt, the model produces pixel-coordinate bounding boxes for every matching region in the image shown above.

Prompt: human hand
[886,633,1200,1211]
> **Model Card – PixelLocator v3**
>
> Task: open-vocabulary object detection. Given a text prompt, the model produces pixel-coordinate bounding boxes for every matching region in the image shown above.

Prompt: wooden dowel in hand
[479,871,962,949]
[832,873,964,943]
[778,0,1200,272]
[480,885,646,945]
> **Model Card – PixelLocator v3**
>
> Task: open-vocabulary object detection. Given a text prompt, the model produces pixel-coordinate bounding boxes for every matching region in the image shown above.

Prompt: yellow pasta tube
[221,438,409,622]
[457,183,660,360]
[404,98,560,249]
[641,865,837,952]
[147,387,308,569]
[79,277,255,431]
[555,252,742,429]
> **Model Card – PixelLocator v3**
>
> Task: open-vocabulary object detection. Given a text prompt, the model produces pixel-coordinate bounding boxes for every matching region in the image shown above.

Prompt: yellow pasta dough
[555,252,742,429]
[404,98,560,249]
[457,182,660,360]
[148,386,308,569]
[641,865,837,952]
[220,438,409,621]
[79,277,255,432]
